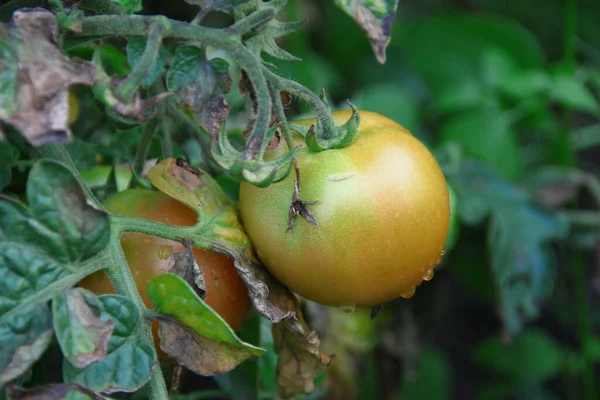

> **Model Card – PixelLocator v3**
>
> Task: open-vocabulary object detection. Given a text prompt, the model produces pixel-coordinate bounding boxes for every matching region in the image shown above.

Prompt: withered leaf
[0,9,96,146]
[159,321,261,376]
[334,0,399,64]
[147,274,264,375]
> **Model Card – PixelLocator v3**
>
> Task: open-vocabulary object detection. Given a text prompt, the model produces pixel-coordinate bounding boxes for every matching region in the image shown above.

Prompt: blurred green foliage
[2,0,600,398]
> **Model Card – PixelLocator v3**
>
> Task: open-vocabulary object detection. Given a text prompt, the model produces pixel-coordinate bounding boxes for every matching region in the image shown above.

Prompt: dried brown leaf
[0,9,95,146]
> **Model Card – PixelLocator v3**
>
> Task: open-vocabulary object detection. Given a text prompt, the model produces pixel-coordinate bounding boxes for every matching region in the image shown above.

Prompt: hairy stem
[263,67,337,140]
[115,22,165,102]
[133,120,157,187]
[228,7,276,35]
[107,225,169,400]
[39,144,104,210]
[269,82,294,150]
[77,13,273,161]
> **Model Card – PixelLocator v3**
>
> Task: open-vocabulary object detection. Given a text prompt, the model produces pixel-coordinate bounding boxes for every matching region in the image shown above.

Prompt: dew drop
[400,287,416,299]
[435,256,443,265]
[340,302,356,314]
[157,245,173,260]
[441,247,447,257]
[423,269,434,281]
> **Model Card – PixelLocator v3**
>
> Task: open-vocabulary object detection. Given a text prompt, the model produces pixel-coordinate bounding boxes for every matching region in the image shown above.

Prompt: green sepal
[305,101,361,152]
[211,125,298,187]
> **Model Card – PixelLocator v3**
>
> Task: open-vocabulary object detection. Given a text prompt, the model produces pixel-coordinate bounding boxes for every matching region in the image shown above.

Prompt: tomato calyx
[304,99,361,152]
[286,159,319,233]
[211,124,299,187]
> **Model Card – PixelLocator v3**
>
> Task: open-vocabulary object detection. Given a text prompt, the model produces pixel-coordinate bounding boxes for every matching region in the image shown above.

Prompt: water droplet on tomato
[423,269,434,281]
[400,287,416,299]
[157,245,173,260]
[441,247,447,256]
[435,256,442,265]
[340,302,356,313]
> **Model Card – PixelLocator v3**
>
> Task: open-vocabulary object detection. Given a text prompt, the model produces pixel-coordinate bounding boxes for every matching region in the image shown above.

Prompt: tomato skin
[79,189,251,337]
[239,110,450,307]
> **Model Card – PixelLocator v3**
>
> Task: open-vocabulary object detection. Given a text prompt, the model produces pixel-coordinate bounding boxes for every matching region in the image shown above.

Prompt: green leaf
[0,304,53,387]
[63,295,155,393]
[500,69,550,99]
[147,274,264,375]
[94,45,130,77]
[0,141,19,190]
[351,83,419,132]
[446,161,569,334]
[334,0,399,63]
[109,0,142,13]
[549,73,599,113]
[0,39,18,118]
[55,8,84,32]
[0,160,110,386]
[126,37,168,88]
[396,15,544,94]
[439,111,524,180]
[52,288,113,369]
[402,347,452,400]
[473,329,566,382]
[432,80,482,114]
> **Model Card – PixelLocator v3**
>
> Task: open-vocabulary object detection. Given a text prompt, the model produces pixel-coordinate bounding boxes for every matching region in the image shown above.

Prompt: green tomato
[239,111,450,307]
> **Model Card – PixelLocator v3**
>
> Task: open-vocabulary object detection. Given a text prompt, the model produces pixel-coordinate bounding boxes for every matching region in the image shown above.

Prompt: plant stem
[77,13,273,161]
[107,225,169,400]
[38,144,104,210]
[110,214,214,251]
[114,22,165,102]
[133,120,157,184]
[269,82,294,150]
[572,251,596,400]
[564,0,578,74]
[0,251,109,323]
[228,7,276,34]
[263,67,338,140]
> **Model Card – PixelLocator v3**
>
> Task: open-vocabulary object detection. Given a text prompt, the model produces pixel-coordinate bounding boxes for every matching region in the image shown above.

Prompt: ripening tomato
[239,110,450,307]
[79,189,251,347]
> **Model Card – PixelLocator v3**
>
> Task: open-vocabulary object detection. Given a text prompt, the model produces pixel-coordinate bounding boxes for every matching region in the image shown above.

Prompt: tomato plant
[239,110,450,307]
[79,189,252,337]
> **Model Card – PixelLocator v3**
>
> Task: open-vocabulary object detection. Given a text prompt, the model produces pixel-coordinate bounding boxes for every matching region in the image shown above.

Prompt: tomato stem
[114,21,165,102]
[107,224,170,400]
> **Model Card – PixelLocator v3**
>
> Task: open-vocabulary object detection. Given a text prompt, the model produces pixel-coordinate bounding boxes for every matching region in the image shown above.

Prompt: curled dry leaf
[0,9,96,146]
[52,289,114,369]
[334,0,398,64]
[147,158,330,397]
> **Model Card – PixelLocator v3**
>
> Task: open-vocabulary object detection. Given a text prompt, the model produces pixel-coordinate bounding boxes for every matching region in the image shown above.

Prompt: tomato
[239,110,450,307]
[79,189,251,346]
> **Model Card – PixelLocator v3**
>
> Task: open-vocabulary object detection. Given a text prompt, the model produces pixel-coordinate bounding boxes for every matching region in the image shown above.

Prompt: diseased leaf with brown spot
[6,382,110,400]
[334,0,399,64]
[147,274,264,375]
[166,45,231,136]
[52,289,114,369]
[148,158,330,397]
[0,9,95,146]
